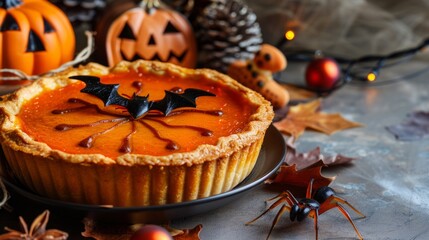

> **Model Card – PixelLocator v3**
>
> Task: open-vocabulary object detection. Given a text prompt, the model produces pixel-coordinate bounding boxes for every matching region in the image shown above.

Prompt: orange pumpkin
[94,0,136,66]
[104,0,197,68]
[0,0,75,76]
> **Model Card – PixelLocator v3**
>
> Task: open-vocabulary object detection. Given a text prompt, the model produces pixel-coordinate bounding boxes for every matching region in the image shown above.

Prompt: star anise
[0,210,68,240]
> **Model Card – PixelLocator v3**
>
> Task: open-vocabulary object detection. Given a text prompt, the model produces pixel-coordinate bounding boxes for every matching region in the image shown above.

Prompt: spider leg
[247,191,301,239]
[306,178,315,198]
[336,204,364,240]
[313,209,319,240]
[266,204,291,240]
[319,196,364,240]
[284,190,299,205]
[329,196,365,218]
[245,190,298,225]
[246,193,289,225]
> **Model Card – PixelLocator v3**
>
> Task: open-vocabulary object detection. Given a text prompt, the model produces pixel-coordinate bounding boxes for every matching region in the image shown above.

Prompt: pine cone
[195,0,263,73]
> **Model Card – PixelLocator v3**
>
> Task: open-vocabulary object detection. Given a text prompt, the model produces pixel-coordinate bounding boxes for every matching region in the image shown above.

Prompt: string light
[276,30,297,47]
[278,37,429,86]
[285,30,295,41]
[366,72,377,82]
[279,19,301,45]
[273,29,429,98]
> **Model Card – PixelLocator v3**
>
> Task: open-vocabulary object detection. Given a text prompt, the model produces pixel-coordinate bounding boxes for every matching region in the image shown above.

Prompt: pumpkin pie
[0,60,274,207]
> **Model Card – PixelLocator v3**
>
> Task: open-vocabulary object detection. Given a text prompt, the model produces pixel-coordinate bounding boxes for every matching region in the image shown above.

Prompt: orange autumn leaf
[285,142,358,170]
[265,161,335,191]
[273,99,362,139]
[170,224,203,240]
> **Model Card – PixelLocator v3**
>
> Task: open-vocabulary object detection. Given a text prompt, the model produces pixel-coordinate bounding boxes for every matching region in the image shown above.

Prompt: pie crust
[0,60,274,206]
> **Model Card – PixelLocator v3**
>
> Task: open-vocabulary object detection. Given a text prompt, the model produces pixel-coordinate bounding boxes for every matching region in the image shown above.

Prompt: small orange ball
[130,225,173,240]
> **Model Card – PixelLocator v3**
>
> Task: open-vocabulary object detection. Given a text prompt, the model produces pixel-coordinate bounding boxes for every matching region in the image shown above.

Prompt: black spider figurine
[246,179,365,240]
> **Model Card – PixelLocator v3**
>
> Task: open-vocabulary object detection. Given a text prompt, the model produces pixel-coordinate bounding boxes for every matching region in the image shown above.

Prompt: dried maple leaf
[273,105,289,122]
[273,99,362,139]
[386,111,429,141]
[284,143,320,170]
[0,210,68,240]
[324,153,357,166]
[169,224,203,240]
[269,139,357,193]
[265,161,335,193]
[285,144,357,170]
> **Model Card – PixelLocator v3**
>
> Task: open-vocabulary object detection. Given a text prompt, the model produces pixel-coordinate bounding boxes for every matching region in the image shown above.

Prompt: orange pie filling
[0,61,274,206]
[18,71,255,159]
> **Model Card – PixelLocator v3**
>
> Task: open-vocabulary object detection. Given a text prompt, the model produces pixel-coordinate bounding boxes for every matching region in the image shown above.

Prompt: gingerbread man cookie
[227,44,289,109]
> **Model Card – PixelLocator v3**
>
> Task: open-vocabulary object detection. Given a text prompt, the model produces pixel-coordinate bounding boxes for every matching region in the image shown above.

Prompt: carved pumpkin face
[106,5,197,68]
[0,0,75,76]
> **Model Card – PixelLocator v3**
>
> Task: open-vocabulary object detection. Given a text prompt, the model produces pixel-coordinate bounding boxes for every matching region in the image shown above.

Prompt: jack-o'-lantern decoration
[102,0,197,68]
[0,0,75,75]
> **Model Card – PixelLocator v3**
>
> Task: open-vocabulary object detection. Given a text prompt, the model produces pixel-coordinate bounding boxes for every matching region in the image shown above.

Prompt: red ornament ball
[130,225,173,240]
[305,58,341,91]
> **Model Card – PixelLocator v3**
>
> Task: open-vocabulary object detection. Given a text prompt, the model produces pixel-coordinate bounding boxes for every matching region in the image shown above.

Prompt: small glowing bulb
[285,30,295,41]
[367,72,377,82]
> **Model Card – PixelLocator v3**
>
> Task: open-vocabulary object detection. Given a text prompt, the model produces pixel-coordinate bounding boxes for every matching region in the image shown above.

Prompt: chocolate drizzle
[78,119,130,148]
[120,121,137,153]
[53,84,222,153]
[146,118,213,137]
[54,118,127,131]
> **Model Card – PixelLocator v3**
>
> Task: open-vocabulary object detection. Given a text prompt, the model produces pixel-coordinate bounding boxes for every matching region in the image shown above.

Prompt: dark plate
[3,125,285,224]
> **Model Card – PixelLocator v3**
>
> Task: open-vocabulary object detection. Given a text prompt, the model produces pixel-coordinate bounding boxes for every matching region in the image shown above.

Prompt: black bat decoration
[69,75,215,119]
